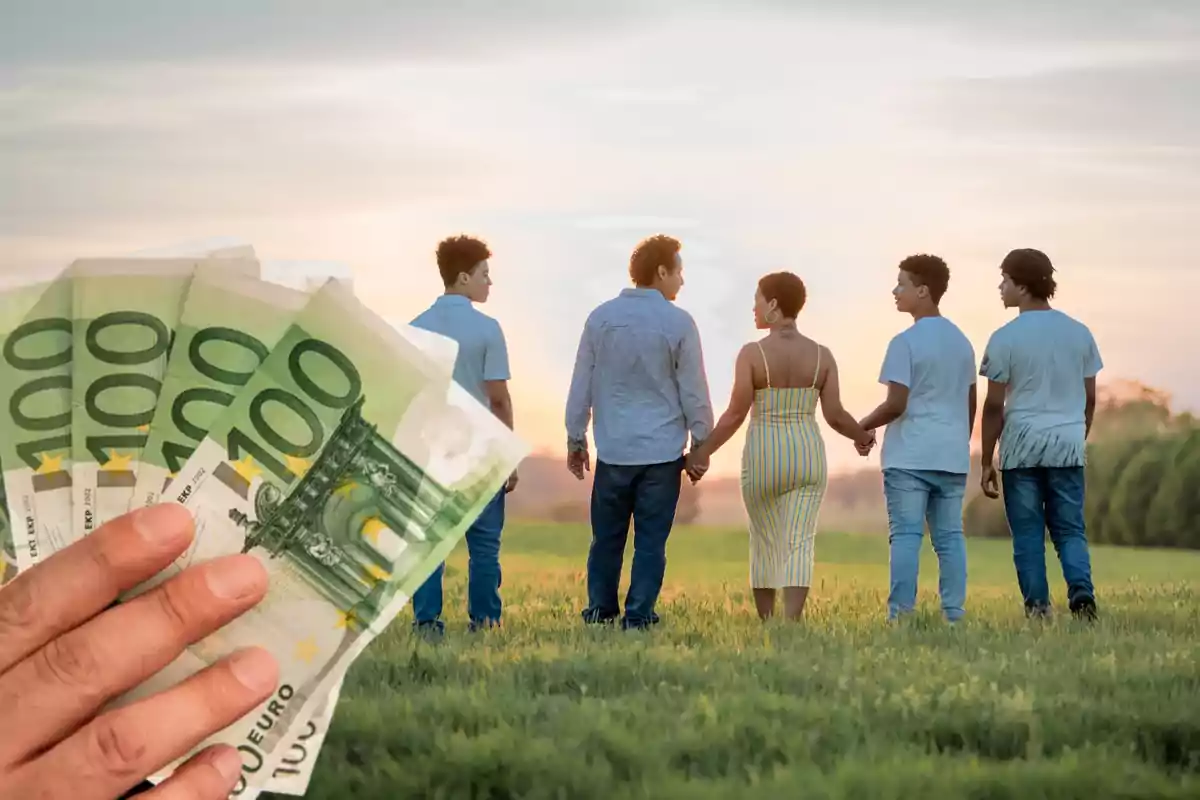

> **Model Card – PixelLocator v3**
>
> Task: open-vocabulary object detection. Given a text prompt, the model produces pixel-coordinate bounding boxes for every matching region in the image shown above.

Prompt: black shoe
[620,611,661,631]
[581,607,618,625]
[1069,593,1097,621]
[1025,601,1052,620]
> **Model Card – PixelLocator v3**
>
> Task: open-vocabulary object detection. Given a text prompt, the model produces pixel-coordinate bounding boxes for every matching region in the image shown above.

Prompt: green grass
[283,523,1200,799]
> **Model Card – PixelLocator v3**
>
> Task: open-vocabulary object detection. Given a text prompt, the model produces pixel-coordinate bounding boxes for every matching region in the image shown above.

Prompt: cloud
[1,0,665,69]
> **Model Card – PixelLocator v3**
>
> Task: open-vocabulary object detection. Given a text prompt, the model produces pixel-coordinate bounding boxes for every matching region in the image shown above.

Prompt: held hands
[0,504,279,800]
[684,450,710,484]
[854,426,877,457]
[981,464,1001,498]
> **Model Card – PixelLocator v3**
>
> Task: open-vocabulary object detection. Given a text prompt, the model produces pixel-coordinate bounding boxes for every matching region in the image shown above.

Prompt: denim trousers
[1001,466,1095,609]
[883,468,969,622]
[412,490,505,632]
[582,457,684,629]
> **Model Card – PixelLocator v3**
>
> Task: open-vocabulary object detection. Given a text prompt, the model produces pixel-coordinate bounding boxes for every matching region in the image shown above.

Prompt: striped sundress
[740,341,829,589]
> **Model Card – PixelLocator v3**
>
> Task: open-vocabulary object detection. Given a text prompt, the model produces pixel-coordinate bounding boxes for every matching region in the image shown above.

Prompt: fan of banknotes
[0,239,529,797]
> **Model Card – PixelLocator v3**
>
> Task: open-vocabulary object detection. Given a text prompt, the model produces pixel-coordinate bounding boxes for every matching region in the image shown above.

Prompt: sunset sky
[4,1,1198,478]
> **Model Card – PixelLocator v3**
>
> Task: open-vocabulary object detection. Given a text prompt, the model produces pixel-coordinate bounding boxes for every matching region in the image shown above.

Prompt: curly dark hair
[629,234,681,286]
[436,235,491,287]
[758,271,807,318]
[1000,248,1057,300]
[898,253,950,304]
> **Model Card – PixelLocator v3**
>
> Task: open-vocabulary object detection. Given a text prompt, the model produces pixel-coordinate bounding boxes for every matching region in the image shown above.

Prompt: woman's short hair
[758,271,807,318]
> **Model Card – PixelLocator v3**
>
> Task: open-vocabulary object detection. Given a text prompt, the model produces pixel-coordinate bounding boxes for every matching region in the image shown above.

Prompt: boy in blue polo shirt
[409,235,516,634]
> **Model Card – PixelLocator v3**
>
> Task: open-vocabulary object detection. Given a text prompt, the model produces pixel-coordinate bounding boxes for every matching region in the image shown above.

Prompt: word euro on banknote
[0,266,75,571]
[70,258,258,544]
[114,278,523,795]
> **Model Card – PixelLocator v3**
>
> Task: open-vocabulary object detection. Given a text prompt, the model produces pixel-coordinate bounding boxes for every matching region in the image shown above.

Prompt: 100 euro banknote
[1,266,75,572]
[111,278,525,794]
[70,257,258,542]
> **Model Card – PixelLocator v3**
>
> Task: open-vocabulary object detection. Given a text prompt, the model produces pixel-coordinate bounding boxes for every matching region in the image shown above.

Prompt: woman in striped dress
[687,272,876,620]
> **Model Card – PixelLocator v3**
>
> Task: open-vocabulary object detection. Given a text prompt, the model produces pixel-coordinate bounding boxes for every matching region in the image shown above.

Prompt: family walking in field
[409,234,1103,634]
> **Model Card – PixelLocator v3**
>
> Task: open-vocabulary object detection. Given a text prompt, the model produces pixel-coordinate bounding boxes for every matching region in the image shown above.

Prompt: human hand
[0,504,279,800]
[504,470,519,493]
[854,429,876,457]
[567,448,590,481]
[981,464,1001,498]
[685,450,709,483]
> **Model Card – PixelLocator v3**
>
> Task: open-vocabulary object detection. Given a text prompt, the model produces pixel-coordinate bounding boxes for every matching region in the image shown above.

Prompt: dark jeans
[1001,466,1095,609]
[412,490,505,632]
[582,457,684,629]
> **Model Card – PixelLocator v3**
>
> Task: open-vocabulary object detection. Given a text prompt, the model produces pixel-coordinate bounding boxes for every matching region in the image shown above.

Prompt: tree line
[964,380,1200,550]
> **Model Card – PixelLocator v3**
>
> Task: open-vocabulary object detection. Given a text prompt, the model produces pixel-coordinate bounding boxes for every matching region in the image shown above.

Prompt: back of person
[880,316,976,475]
[744,334,826,495]
[586,289,699,463]
[985,309,1098,468]
[410,295,504,407]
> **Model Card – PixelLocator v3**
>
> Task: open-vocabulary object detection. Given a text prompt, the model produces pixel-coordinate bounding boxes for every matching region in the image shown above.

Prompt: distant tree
[1105,438,1179,546]
[1145,429,1200,549]
[964,492,1009,539]
[675,480,701,525]
[1084,436,1157,544]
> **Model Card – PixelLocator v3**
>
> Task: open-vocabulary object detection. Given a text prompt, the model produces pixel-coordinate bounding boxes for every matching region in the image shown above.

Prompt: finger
[0,553,268,765]
[0,504,194,677]
[134,745,243,800]
[14,647,279,800]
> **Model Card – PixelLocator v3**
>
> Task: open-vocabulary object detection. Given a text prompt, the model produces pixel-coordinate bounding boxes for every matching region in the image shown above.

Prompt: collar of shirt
[434,293,473,308]
[618,287,667,301]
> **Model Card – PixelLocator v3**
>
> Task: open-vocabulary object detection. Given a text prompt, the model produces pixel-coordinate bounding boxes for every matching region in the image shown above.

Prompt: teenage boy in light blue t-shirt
[979,248,1101,621]
[860,254,978,623]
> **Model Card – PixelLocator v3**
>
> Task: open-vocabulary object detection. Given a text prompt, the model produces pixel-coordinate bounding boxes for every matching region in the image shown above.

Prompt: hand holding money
[0,504,277,800]
[0,244,529,797]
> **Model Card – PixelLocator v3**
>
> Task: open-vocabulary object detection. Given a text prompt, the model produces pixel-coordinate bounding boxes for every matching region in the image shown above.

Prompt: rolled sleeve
[675,314,714,445]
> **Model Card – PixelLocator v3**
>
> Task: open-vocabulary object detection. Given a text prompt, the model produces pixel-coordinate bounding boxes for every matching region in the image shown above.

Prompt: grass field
[282,522,1200,799]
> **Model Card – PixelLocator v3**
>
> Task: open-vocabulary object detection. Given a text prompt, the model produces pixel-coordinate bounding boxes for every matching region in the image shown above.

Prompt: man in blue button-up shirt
[565,234,714,629]
[409,235,515,634]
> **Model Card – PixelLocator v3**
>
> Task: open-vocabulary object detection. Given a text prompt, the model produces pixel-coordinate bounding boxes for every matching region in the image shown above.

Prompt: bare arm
[818,349,872,443]
[484,380,514,429]
[1084,376,1096,439]
[859,383,910,432]
[968,381,978,438]
[980,380,1006,467]
[692,345,754,460]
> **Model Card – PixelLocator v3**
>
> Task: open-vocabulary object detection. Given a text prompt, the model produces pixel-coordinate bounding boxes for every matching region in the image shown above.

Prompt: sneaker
[1069,593,1097,621]
[1025,601,1052,620]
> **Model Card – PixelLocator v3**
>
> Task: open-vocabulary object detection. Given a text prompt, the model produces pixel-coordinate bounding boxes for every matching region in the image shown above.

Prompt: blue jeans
[883,468,968,622]
[412,490,505,632]
[582,457,684,629]
[1001,466,1094,609]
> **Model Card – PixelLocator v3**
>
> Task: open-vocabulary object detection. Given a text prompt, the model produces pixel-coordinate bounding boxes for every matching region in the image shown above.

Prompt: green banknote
[0,267,75,571]
[132,266,311,512]
[114,279,526,795]
[70,258,258,542]
[0,471,15,586]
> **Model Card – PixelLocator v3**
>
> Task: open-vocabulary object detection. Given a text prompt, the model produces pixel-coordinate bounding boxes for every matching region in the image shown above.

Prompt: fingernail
[228,647,279,693]
[205,555,266,600]
[213,747,243,783]
[132,504,194,546]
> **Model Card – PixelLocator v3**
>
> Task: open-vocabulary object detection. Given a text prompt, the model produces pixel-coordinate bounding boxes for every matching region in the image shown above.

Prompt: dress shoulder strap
[811,344,822,389]
[754,340,771,389]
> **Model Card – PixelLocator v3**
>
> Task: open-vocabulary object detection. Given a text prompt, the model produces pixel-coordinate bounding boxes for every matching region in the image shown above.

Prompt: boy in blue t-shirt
[860,254,978,622]
[979,248,1101,620]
